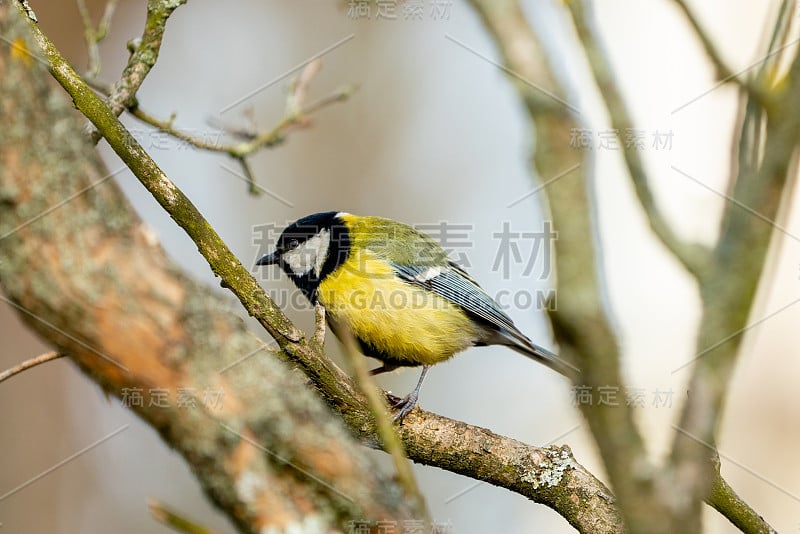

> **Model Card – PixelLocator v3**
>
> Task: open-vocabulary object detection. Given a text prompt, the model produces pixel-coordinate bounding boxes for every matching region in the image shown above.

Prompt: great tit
[257,211,575,421]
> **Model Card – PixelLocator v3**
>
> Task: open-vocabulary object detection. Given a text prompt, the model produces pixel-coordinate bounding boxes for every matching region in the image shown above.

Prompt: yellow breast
[317,249,478,366]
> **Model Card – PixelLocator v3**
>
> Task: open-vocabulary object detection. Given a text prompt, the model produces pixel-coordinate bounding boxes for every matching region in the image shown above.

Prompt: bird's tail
[501,329,579,380]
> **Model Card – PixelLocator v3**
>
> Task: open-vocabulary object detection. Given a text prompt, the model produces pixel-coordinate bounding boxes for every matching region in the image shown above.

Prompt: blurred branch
[565,0,794,531]
[125,62,357,195]
[758,0,795,84]
[467,1,658,531]
[89,60,356,196]
[1,4,626,532]
[671,0,769,106]
[566,0,710,279]
[89,0,187,143]
[0,351,65,384]
[468,0,782,532]
[668,17,800,530]
[339,328,431,526]
[148,500,219,534]
[76,0,117,78]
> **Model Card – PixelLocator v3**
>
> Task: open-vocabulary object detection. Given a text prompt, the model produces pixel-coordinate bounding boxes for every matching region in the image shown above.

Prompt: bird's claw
[389,391,418,424]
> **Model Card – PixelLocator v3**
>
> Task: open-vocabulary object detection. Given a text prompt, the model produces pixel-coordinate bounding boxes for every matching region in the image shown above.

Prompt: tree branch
[466,1,657,530]
[467,1,780,532]
[707,457,777,534]
[671,0,769,106]
[566,0,710,279]
[123,66,356,195]
[88,0,187,143]
[668,25,800,531]
[0,351,65,384]
[127,68,357,159]
[76,0,118,78]
[148,499,220,534]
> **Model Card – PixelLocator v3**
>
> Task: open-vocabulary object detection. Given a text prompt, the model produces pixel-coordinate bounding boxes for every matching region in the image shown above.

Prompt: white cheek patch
[283,229,330,277]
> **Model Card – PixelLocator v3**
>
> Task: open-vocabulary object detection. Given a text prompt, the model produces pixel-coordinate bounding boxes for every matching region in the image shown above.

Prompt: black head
[256,211,350,301]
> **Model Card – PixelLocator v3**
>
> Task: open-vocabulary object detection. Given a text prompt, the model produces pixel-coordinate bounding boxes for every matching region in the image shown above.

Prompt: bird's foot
[389,390,419,424]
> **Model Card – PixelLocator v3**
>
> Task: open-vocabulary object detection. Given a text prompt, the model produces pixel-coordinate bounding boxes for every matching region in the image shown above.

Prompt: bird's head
[256,211,350,300]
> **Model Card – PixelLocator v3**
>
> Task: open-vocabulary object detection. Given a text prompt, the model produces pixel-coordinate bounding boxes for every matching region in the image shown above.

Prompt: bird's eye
[288,238,300,249]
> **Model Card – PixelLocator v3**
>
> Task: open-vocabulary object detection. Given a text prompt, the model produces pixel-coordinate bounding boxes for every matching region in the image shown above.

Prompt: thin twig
[120,59,357,197]
[227,86,358,158]
[758,0,795,82]
[127,106,227,151]
[288,57,322,115]
[76,0,118,78]
[338,327,431,525]
[566,0,710,279]
[0,351,65,384]
[128,84,356,158]
[706,456,778,534]
[148,499,219,534]
[89,0,187,143]
[237,157,259,195]
[672,0,769,106]
[124,61,356,196]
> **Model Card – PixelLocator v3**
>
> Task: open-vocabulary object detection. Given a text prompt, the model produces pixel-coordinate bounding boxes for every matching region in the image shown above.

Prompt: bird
[256,211,576,422]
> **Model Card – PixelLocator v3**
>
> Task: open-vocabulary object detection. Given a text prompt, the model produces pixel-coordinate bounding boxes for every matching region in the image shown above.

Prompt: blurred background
[2,1,799,532]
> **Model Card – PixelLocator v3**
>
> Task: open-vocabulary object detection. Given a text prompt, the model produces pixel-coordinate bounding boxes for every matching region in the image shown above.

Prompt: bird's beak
[256,251,280,266]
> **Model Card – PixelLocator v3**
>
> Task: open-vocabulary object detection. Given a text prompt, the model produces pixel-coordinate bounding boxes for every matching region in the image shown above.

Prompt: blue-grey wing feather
[391,261,577,378]
[391,262,518,334]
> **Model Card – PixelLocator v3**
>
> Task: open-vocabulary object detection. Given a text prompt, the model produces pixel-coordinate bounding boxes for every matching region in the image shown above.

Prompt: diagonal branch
[566,0,710,280]
[148,499,220,534]
[671,0,769,106]
[708,467,778,534]
[0,351,65,384]
[338,329,431,525]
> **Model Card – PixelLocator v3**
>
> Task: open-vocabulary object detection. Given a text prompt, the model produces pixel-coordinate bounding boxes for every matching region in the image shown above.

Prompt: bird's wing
[354,216,528,341]
[391,261,519,335]
[392,261,577,378]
